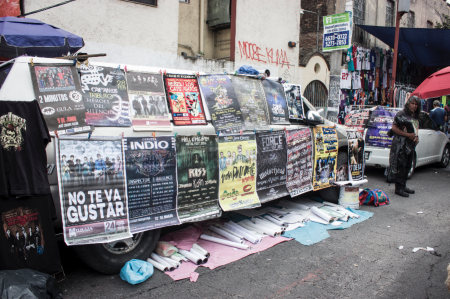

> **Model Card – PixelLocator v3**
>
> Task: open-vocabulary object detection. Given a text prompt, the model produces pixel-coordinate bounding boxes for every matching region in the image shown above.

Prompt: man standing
[219,152,227,170]
[88,157,95,185]
[67,155,76,187]
[61,155,70,186]
[105,157,114,184]
[82,157,90,186]
[233,145,249,164]
[95,154,106,185]
[114,155,123,180]
[429,100,447,132]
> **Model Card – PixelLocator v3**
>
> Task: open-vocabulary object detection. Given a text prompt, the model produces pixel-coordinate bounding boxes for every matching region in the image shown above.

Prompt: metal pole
[390,1,405,105]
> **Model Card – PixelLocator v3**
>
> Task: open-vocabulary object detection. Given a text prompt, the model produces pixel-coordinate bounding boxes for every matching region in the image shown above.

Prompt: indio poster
[312,126,338,190]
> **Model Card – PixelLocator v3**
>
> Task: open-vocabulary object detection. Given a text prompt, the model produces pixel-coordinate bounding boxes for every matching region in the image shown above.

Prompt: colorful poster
[176,135,221,223]
[285,128,314,197]
[283,83,304,120]
[261,79,290,125]
[56,138,132,245]
[79,65,132,127]
[126,71,172,131]
[344,109,370,130]
[231,76,270,130]
[255,131,289,203]
[123,136,180,233]
[218,134,260,211]
[198,74,245,134]
[30,64,90,134]
[322,12,351,52]
[164,74,207,126]
[347,130,365,181]
[312,126,338,190]
[365,107,395,148]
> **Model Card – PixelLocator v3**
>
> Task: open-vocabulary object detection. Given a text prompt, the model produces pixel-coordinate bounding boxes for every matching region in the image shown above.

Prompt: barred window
[386,0,394,27]
[353,0,365,25]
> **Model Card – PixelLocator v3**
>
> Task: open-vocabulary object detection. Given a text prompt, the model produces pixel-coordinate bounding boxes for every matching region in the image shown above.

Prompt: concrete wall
[400,0,450,28]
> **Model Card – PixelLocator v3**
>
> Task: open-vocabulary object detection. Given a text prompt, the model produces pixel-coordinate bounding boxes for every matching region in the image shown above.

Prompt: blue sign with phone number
[323,31,349,49]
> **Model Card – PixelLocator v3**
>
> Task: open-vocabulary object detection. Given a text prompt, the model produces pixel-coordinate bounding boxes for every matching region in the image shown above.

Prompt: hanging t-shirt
[0,100,51,197]
[363,72,369,91]
[0,195,62,275]
[368,72,374,91]
[375,49,381,68]
[370,50,376,70]
[352,45,358,68]
[347,48,355,72]
[382,71,388,89]
[356,48,362,71]
[352,71,361,90]
[340,69,352,89]
[375,69,380,88]
[340,89,347,107]
[346,90,352,106]
[364,50,370,70]
[338,106,346,124]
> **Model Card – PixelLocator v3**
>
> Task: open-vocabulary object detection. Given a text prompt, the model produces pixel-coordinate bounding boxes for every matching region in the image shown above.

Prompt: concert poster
[347,130,365,181]
[164,74,207,126]
[285,128,314,197]
[312,126,338,190]
[261,79,290,125]
[283,83,305,120]
[56,137,132,245]
[123,136,180,233]
[176,135,221,223]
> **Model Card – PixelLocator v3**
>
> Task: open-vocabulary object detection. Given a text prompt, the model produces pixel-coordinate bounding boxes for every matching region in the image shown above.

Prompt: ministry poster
[231,76,270,131]
[347,130,365,181]
[261,79,290,125]
[165,74,207,126]
[198,75,245,135]
[176,135,221,223]
[285,128,314,197]
[283,83,305,120]
[255,131,289,203]
[312,126,338,190]
[79,65,132,127]
[56,137,132,245]
[218,134,260,211]
[126,71,172,131]
[30,64,90,134]
[123,136,180,233]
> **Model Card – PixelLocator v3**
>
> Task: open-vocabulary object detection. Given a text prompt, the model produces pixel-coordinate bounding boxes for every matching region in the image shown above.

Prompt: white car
[364,110,450,178]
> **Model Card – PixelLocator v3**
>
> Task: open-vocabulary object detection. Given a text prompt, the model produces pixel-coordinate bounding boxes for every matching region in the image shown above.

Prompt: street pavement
[57,162,450,299]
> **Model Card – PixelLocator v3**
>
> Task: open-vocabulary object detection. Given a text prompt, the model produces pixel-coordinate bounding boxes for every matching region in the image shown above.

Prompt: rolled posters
[285,128,314,197]
[123,136,180,233]
[231,76,270,130]
[255,131,289,203]
[347,130,365,181]
[261,79,290,125]
[312,126,338,190]
[126,71,172,131]
[218,134,261,211]
[29,64,90,134]
[79,65,132,127]
[56,137,132,246]
[198,75,245,134]
[283,83,305,120]
[164,74,207,126]
[176,135,221,223]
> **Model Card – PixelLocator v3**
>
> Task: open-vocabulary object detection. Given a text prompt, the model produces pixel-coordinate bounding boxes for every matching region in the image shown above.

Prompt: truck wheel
[318,150,348,204]
[73,229,161,274]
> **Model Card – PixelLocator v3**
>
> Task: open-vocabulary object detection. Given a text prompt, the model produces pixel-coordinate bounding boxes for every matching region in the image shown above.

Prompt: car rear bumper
[364,146,390,168]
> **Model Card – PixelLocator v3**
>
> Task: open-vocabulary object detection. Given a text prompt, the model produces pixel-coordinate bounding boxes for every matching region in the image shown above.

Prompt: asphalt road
[57,163,450,299]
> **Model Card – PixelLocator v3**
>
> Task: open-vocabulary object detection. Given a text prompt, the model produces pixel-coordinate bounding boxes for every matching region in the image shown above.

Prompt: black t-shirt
[393,110,419,134]
[0,100,51,197]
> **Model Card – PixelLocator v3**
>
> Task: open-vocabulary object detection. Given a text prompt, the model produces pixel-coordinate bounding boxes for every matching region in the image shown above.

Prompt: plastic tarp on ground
[357,25,450,67]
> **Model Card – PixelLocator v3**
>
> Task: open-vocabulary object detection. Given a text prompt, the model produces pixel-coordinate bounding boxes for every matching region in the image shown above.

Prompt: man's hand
[407,133,416,141]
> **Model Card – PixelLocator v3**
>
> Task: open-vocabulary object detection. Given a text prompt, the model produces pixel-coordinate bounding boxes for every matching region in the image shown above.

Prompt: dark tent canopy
[357,25,450,67]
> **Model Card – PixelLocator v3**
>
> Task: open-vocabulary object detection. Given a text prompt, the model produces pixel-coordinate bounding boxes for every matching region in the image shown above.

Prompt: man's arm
[392,124,416,140]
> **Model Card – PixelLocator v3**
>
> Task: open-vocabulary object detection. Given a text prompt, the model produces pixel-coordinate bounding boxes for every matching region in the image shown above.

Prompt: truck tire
[73,229,161,274]
[318,150,348,204]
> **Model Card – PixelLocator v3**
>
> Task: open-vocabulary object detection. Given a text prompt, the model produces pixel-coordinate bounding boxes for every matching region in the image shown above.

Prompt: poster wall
[123,136,180,233]
[283,83,304,120]
[255,131,289,203]
[79,65,132,127]
[231,76,270,130]
[56,138,132,245]
[347,130,365,181]
[126,71,172,131]
[261,79,290,125]
[199,75,245,134]
[30,64,89,133]
[312,126,338,190]
[176,135,221,223]
[164,74,207,126]
[285,128,314,197]
[322,12,351,52]
[218,134,261,211]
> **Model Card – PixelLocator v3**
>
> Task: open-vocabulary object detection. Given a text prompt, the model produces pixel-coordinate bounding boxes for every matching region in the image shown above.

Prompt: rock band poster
[218,134,261,211]
[231,76,270,131]
[256,131,289,203]
[283,83,305,120]
[312,126,338,190]
[123,136,180,233]
[198,74,245,135]
[176,135,221,223]
[30,64,90,134]
[79,65,132,127]
[347,130,365,181]
[261,79,290,125]
[56,137,132,246]
[285,128,314,197]
[126,71,172,131]
[164,74,207,126]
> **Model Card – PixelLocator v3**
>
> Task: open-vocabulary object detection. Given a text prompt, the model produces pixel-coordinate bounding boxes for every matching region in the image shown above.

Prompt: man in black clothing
[67,155,75,187]
[105,157,114,184]
[141,97,150,115]
[88,157,95,186]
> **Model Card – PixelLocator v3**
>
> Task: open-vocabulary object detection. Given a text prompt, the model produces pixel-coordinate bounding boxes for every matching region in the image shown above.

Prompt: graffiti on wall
[238,41,290,68]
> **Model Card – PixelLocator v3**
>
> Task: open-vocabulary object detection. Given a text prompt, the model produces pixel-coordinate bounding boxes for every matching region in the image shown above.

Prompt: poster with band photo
[347,130,365,181]
[30,64,90,133]
[312,126,338,190]
[283,83,305,120]
[261,79,290,125]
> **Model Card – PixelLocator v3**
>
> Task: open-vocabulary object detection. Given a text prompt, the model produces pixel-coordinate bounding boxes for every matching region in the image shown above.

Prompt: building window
[179,0,190,3]
[122,0,157,7]
[427,21,433,28]
[406,11,415,28]
[304,80,328,108]
[353,0,365,26]
[386,0,394,27]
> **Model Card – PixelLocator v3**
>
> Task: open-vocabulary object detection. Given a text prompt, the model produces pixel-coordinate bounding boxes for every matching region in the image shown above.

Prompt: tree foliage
[435,14,450,29]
